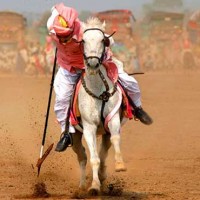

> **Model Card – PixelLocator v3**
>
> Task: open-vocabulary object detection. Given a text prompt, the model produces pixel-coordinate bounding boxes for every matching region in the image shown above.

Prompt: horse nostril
[95,63,99,68]
[86,57,100,69]
[87,63,91,68]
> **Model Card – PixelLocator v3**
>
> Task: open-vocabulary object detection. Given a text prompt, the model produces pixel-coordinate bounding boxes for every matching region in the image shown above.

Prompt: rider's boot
[55,131,73,152]
[134,106,153,125]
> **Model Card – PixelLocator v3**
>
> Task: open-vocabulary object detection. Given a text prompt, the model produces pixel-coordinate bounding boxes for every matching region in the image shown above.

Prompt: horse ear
[102,20,106,30]
[104,37,110,47]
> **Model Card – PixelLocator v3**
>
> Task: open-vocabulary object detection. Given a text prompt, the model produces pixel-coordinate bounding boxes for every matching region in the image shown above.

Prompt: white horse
[71,17,126,195]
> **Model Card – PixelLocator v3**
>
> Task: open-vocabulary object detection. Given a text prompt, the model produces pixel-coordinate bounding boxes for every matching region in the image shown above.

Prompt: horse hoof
[115,162,127,172]
[88,180,100,196]
[88,187,99,196]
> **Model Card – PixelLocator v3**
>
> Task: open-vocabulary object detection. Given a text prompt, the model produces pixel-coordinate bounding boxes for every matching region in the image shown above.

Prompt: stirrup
[61,132,73,147]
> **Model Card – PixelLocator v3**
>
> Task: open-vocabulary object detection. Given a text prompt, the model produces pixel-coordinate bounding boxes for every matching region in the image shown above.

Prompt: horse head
[81,17,114,74]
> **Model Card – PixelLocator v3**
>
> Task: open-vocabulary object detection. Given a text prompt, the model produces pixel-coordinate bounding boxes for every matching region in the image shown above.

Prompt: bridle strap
[84,28,116,39]
[81,28,115,65]
[81,70,117,102]
[83,28,105,35]
[83,28,106,64]
[84,55,103,65]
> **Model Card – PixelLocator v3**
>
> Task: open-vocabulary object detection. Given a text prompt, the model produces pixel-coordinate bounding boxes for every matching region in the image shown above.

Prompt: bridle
[81,28,115,66]
[80,28,117,102]
[80,28,117,125]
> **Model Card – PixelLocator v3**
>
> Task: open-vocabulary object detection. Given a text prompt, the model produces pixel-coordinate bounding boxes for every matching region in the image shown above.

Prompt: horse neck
[84,65,112,94]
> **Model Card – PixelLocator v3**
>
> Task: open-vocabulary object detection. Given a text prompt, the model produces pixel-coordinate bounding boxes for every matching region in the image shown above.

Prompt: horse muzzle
[85,56,101,69]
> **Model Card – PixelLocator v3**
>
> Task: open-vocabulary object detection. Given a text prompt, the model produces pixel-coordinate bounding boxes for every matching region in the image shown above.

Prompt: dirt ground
[0,68,200,200]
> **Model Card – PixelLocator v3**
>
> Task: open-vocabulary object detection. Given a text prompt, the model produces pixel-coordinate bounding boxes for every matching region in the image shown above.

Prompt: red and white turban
[47,2,80,37]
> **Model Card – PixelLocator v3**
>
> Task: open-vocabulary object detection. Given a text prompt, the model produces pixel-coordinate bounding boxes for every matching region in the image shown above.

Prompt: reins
[81,70,117,102]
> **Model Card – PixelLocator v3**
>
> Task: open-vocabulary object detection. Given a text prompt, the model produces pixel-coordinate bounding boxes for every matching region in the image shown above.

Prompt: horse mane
[84,17,105,31]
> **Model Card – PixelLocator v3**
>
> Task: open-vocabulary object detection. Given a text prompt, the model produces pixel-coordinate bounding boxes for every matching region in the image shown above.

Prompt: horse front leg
[98,133,111,182]
[83,124,100,195]
[108,114,127,172]
[71,131,87,189]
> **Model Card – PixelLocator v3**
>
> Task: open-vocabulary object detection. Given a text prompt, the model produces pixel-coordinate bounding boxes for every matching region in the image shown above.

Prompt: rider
[47,2,153,152]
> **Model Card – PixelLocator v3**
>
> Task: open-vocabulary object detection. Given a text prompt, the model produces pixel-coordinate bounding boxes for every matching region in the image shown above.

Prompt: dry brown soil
[0,69,200,200]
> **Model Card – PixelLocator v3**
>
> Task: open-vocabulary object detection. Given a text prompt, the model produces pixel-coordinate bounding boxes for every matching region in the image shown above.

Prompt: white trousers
[54,60,141,132]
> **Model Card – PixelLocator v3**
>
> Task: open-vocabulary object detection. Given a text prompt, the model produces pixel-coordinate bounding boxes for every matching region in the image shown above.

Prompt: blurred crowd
[0,29,199,76]
[0,36,55,77]
[140,30,200,71]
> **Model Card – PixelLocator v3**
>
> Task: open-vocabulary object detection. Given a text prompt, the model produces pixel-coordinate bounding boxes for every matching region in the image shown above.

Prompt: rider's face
[57,34,73,44]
